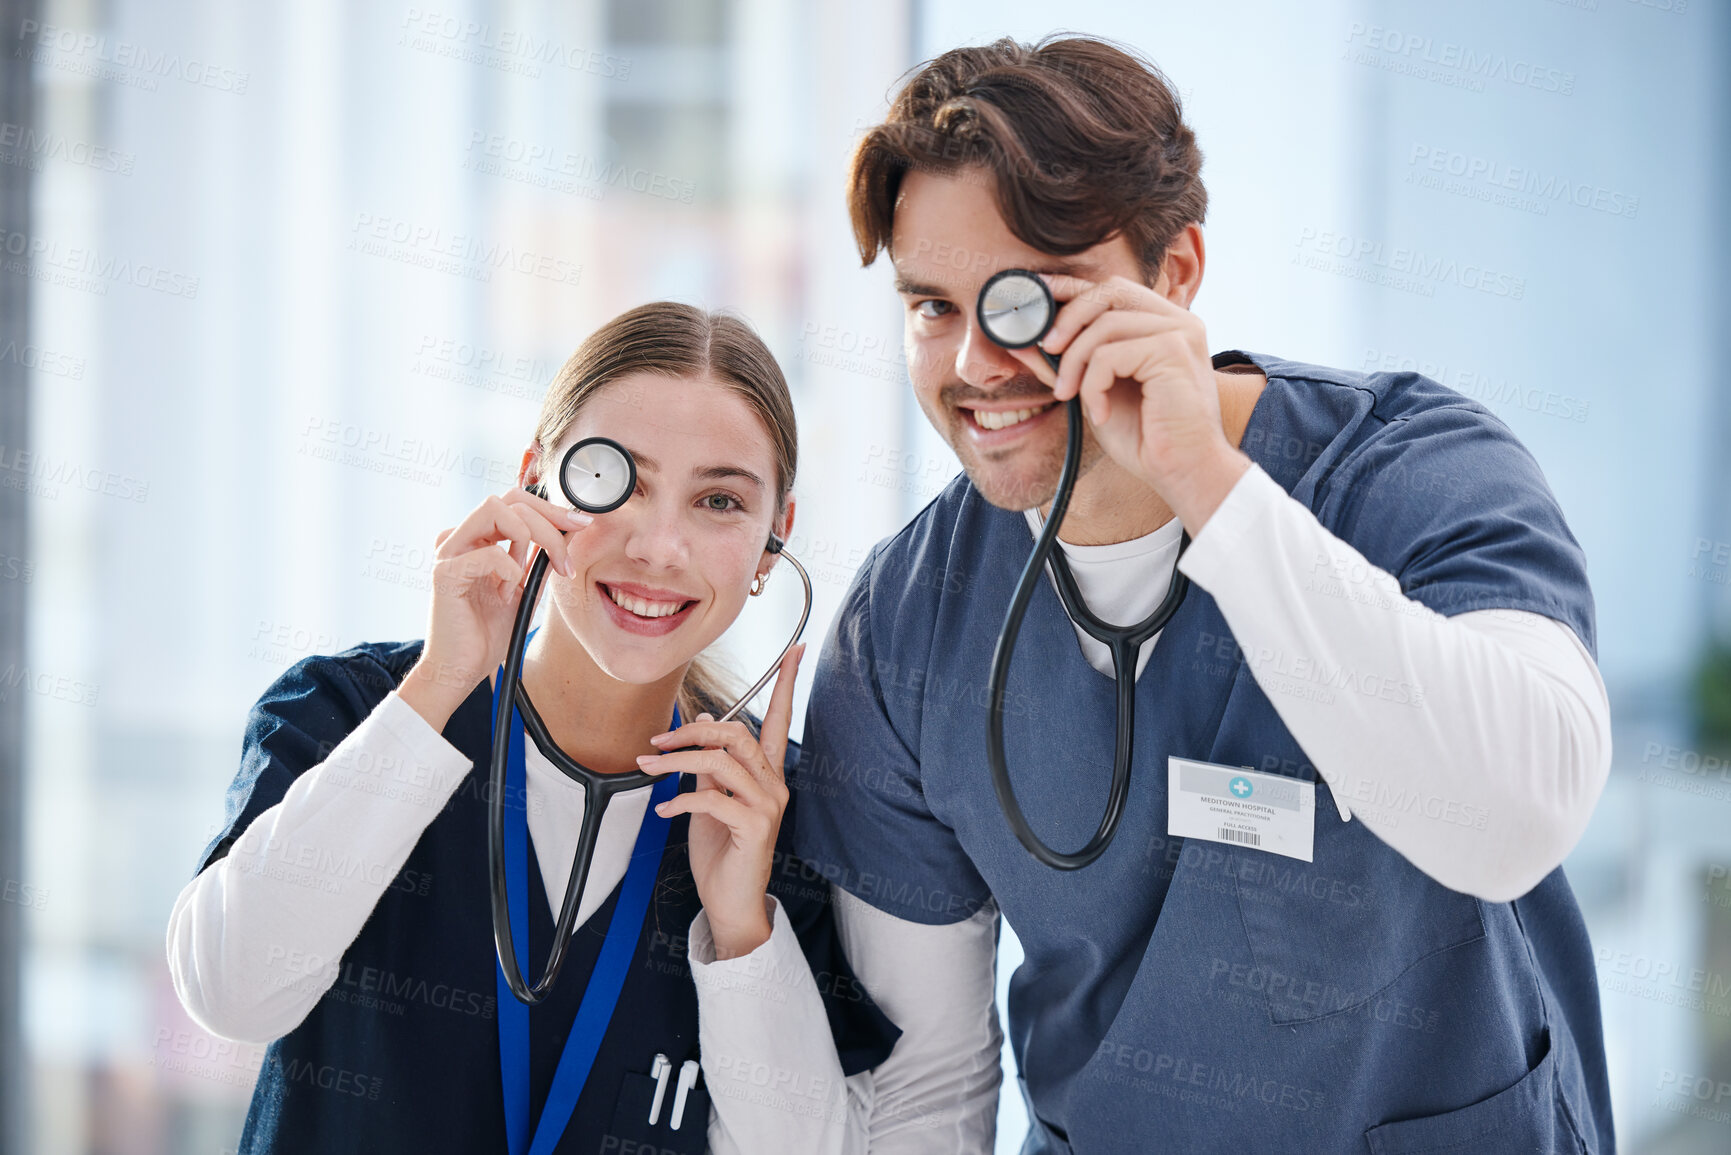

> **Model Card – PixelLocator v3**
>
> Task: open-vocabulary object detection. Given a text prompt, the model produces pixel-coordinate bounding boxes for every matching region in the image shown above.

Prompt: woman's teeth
[973,403,1055,431]
[605,586,688,619]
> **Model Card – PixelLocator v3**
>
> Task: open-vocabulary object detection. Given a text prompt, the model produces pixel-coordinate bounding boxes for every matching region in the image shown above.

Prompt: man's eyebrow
[894,274,953,297]
[893,259,1096,298]
[626,449,765,490]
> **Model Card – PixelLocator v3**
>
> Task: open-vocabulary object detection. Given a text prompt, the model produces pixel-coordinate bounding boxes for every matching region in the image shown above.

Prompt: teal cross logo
[1229,776,1254,799]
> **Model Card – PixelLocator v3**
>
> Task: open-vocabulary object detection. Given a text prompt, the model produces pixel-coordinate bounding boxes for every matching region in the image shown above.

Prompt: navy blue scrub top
[793,351,1614,1154]
[197,640,899,1154]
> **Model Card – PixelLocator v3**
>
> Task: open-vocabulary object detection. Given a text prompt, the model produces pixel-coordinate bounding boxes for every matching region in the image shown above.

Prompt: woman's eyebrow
[627,449,764,490]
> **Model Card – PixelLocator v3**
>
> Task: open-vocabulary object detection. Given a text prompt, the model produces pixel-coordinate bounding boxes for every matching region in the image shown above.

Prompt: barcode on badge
[1217,827,1260,847]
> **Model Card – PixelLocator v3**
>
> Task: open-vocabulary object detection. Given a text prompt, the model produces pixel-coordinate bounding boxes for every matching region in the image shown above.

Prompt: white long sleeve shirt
[168,461,1612,1154]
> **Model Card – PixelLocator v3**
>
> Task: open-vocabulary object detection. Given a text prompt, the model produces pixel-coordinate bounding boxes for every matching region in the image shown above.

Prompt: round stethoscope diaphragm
[977,269,1057,349]
[559,436,635,514]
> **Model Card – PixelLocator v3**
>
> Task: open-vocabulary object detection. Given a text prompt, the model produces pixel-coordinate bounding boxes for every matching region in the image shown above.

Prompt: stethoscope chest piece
[560,436,636,514]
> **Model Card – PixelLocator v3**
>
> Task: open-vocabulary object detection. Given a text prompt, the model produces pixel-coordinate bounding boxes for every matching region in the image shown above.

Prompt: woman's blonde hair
[531,302,798,722]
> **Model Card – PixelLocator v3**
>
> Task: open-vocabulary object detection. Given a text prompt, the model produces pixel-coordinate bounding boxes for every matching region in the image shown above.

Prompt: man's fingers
[1078,337,1170,427]
[1056,310,1187,402]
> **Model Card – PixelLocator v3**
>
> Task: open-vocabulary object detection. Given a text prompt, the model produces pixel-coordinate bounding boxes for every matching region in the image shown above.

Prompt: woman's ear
[516,443,540,491]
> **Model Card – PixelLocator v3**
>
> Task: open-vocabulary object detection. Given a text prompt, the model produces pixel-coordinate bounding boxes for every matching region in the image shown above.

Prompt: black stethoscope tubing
[488,437,811,1004]
[978,270,1192,871]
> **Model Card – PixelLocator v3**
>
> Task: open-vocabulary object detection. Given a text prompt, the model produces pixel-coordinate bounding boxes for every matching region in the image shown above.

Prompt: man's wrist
[1161,443,1253,533]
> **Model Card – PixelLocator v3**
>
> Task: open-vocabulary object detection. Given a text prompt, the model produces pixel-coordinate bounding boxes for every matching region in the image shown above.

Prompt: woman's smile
[595,580,701,637]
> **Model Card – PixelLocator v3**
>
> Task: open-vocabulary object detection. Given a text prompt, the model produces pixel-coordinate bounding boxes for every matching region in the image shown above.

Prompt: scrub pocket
[1363,1028,1587,1154]
[1230,776,1485,1025]
[607,1066,712,1154]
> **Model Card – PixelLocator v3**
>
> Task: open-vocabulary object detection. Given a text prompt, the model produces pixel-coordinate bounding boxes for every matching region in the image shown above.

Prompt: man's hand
[1005,273,1251,530]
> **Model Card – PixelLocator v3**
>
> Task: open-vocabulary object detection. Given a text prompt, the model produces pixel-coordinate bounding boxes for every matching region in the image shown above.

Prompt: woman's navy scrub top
[195,639,899,1154]
[793,351,1615,1153]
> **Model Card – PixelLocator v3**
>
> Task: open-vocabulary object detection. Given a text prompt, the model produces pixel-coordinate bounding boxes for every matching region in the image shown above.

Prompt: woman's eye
[914,299,954,320]
[702,492,742,512]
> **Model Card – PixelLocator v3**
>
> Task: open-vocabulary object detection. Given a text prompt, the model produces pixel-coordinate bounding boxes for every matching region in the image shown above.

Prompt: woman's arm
[691,889,1001,1155]
[166,691,473,1043]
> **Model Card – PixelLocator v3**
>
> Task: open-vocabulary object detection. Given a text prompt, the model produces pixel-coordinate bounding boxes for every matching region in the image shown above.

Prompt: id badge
[1167,757,1315,862]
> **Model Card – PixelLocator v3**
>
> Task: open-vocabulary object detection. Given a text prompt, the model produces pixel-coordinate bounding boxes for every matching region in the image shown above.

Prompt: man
[696,34,1615,1153]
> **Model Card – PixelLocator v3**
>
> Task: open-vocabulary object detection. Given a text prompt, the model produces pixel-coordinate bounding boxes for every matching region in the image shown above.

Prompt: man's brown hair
[847,34,1207,284]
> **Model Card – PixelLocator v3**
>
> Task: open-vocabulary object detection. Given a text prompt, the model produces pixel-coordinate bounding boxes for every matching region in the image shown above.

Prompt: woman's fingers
[653,789,773,842]
[646,716,787,794]
[756,644,804,778]
[638,747,776,808]
[432,544,525,600]
[505,501,578,579]
[436,494,585,577]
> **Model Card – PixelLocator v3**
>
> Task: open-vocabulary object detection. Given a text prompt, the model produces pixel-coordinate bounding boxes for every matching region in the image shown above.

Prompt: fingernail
[566,510,593,527]
[655,802,670,815]
[649,732,674,745]
[637,754,662,767]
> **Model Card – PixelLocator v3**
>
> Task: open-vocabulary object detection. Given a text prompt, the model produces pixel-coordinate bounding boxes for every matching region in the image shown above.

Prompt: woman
[167,303,897,1153]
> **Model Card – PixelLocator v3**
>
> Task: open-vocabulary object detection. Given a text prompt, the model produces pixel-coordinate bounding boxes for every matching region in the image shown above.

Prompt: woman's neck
[519,619,684,776]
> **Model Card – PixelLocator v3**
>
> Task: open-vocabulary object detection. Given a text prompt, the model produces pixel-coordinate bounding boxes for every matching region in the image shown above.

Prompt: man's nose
[955,314,1023,391]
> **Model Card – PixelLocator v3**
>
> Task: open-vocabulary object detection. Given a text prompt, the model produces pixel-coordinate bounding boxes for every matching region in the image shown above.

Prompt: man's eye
[914,299,954,320]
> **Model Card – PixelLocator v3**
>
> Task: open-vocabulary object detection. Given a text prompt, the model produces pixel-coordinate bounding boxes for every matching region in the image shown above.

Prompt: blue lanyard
[492,672,680,1155]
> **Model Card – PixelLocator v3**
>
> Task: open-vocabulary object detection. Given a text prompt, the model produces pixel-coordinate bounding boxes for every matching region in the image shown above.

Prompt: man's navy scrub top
[793,351,1614,1154]
[196,639,899,1154]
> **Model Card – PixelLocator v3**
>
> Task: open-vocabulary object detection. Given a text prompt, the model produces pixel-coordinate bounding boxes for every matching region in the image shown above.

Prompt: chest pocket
[1210,677,1485,1026]
[603,1062,711,1155]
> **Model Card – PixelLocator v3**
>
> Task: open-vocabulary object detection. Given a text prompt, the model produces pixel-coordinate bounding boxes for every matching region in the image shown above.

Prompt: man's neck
[1044,367,1266,546]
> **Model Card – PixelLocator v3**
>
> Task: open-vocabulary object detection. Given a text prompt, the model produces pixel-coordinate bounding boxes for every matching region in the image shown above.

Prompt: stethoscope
[489,436,813,1004]
[976,269,1192,871]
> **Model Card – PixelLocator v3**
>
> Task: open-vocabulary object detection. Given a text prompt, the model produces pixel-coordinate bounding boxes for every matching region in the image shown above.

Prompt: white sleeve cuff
[1176,460,1286,589]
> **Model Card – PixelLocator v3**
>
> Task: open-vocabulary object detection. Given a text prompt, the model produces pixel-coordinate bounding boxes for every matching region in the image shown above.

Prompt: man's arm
[1179,463,1611,901]
[690,892,1001,1155]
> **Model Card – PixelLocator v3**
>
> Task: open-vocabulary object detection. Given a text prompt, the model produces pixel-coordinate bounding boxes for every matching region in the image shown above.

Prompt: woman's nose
[622,502,689,570]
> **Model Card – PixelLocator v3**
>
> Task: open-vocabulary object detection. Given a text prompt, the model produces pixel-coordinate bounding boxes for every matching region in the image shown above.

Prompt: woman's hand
[397,490,593,731]
[636,644,805,959]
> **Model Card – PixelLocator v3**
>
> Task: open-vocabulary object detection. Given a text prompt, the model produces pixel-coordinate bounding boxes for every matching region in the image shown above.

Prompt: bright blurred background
[0,0,1725,1151]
